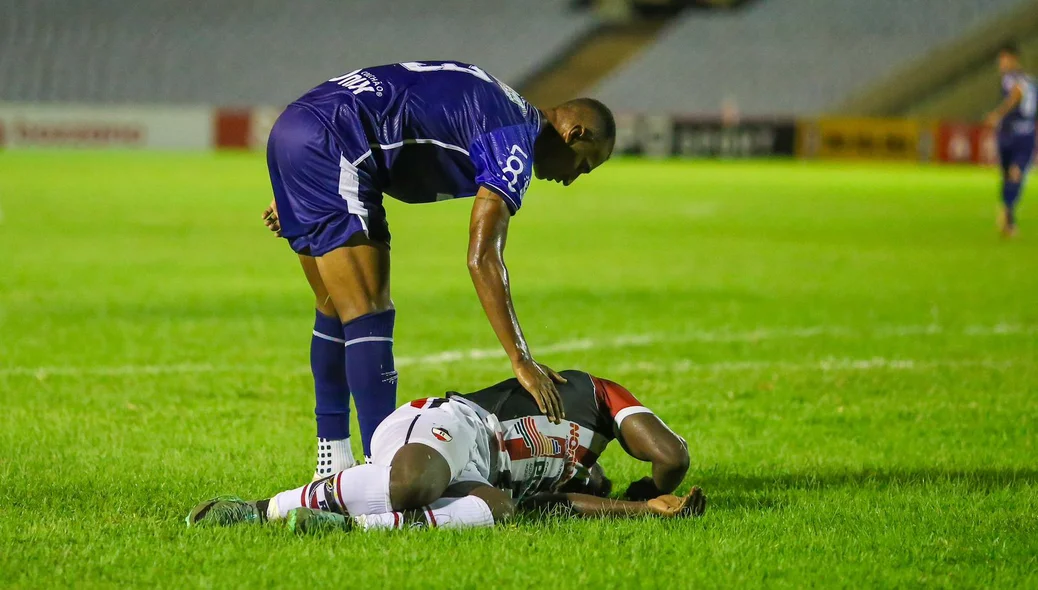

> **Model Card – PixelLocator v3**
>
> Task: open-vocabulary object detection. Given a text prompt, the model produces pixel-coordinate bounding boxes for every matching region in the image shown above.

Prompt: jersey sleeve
[469,123,537,214]
[590,375,654,428]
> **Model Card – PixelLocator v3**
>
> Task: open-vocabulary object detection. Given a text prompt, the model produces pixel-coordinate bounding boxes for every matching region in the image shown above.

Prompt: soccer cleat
[286,507,353,535]
[186,496,264,528]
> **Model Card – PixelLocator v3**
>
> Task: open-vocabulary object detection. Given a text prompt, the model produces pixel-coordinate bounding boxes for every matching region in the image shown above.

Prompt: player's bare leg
[1001,165,1023,238]
[315,233,397,459]
[299,254,357,478]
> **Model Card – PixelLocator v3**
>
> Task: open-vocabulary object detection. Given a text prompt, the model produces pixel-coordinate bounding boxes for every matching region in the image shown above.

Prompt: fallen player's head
[535,97,616,186]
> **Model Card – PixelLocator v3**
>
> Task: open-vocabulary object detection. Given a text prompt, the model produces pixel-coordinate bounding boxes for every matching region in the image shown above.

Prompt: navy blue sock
[342,309,398,457]
[312,311,350,440]
[1003,180,1022,227]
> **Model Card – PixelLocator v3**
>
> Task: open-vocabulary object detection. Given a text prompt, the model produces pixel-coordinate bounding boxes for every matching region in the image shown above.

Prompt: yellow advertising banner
[797,118,929,161]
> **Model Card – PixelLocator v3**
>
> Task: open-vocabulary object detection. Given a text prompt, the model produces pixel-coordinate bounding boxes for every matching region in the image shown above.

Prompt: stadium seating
[591,0,1031,115]
[0,0,596,105]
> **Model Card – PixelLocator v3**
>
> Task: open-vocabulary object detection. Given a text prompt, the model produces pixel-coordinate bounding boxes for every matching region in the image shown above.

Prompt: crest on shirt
[431,427,453,442]
[496,79,529,116]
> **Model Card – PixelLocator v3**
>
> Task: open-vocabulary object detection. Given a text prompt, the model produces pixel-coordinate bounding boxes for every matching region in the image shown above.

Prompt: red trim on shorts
[299,484,308,510]
[392,512,401,529]
[426,507,437,528]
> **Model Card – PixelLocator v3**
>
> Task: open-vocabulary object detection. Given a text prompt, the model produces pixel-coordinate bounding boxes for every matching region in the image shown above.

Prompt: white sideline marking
[0,323,1032,379]
[610,357,1014,375]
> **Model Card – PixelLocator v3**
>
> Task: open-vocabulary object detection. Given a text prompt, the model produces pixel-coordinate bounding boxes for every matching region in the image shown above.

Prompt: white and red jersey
[455,370,654,501]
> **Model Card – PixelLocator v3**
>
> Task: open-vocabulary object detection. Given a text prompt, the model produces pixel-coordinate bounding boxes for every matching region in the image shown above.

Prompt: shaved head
[534,97,616,186]
[555,98,616,156]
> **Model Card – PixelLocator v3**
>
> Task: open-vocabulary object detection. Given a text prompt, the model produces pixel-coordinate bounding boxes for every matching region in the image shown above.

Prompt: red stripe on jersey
[505,438,532,460]
[410,399,427,409]
[591,376,645,421]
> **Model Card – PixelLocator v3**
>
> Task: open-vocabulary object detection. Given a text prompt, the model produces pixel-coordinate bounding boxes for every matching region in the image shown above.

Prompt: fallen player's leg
[187,445,512,532]
[188,400,511,532]
[287,482,513,534]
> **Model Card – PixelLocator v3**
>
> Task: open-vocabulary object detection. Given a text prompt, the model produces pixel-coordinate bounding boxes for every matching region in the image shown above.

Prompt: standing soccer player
[260,61,616,475]
[986,43,1037,238]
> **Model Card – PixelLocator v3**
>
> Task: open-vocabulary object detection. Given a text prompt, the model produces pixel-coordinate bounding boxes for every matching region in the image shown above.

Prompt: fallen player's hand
[646,487,706,518]
[513,358,567,424]
[262,199,281,237]
[623,476,662,502]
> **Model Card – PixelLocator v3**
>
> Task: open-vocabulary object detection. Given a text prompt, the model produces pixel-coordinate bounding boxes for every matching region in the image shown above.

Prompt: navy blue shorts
[266,104,389,256]
[998,133,1037,175]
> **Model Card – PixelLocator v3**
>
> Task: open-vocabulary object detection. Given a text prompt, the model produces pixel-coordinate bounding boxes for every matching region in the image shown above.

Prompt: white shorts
[369,399,492,487]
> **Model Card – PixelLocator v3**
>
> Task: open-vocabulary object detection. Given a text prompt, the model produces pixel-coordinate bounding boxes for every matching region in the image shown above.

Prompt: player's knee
[468,486,515,524]
[488,498,515,523]
[1009,165,1023,183]
[388,444,451,510]
[314,295,337,318]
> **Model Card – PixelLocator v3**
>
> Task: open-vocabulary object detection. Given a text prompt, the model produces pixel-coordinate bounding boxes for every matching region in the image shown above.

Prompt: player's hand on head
[512,358,566,424]
[646,487,706,519]
[262,199,281,237]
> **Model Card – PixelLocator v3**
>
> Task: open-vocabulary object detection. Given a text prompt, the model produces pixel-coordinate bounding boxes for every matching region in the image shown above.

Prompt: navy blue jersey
[1000,71,1037,137]
[291,61,542,214]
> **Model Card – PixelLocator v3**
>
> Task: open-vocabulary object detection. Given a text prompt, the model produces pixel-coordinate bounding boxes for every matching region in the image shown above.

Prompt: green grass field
[1,154,1036,588]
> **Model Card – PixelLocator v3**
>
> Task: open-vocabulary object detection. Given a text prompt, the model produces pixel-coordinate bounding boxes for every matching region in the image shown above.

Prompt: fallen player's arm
[617,413,690,500]
[520,489,704,519]
[467,187,565,423]
[987,84,1024,126]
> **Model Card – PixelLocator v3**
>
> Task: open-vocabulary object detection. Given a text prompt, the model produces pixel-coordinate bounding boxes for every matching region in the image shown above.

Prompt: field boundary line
[1,322,1032,378]
[610,357,1014,374]
[0,357,1015,380]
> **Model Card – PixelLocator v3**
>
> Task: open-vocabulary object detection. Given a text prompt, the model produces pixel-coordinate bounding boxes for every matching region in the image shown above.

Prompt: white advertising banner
[0,104,213,149]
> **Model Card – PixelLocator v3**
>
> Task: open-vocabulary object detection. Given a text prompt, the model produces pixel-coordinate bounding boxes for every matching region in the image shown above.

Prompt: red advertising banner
[935,123,999,165]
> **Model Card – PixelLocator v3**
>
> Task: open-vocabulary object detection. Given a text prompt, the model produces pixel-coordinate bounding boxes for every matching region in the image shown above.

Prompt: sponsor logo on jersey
[515,417,562,456]
[431,427,452,442]
[329,69,385,97]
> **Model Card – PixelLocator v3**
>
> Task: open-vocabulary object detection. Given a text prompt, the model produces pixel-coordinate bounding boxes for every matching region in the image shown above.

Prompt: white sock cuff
[314,437,356,479]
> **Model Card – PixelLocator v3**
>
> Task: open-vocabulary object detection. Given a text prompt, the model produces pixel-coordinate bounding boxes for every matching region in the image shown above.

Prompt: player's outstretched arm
[520,488,705,519]
[616,413,690,501]
[467,187,566,423]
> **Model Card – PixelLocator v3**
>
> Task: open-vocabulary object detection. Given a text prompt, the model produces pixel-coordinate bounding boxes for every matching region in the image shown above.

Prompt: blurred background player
[186,370,703,532]
[260,61,616,475]
[986,43,1037,238]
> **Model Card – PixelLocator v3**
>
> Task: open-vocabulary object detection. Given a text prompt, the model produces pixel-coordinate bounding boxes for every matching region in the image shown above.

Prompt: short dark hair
[565,97,616,144]
[1001,42,1021,57]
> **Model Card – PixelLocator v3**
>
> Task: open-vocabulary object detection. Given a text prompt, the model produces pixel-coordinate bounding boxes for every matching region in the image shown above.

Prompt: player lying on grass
[260,59,615,478]
[187,370,704,533]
